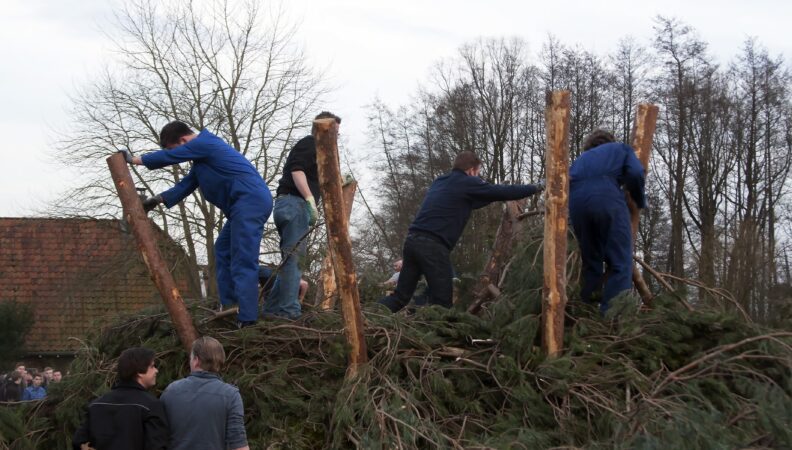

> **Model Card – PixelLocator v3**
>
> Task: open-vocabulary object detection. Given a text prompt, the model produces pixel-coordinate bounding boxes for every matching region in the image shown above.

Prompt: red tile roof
[0,218,197,353]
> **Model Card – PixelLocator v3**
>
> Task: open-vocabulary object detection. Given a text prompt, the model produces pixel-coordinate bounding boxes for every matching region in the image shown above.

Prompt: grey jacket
[160,371,247,450]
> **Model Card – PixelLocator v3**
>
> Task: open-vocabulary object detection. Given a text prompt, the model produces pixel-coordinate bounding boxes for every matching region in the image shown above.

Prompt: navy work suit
[142,129,272,322]
[379,169,540,312]
[569,142,646,314]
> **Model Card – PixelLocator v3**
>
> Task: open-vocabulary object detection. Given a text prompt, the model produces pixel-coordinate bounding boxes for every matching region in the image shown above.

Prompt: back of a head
[582,129,616,152]
[191,336,226,373]
[159,120,194,148]
[314,111,341,124]
[117,347,155,383]
[453,151,481,172]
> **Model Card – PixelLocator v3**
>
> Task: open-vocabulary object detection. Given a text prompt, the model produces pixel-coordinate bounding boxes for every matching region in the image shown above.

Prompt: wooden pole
[467,199,527,314]
[318,179,358,310]
[628,104,659,305]
[542,90,571,358]
[107,153,199,353]
[314,118,368,375]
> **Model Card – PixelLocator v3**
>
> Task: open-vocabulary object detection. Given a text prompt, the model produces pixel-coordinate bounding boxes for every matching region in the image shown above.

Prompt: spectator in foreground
[72,347,168,450]
[161,336,248,450]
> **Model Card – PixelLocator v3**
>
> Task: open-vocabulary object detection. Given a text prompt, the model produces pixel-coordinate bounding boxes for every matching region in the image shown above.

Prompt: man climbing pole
[264,111,341,319]
[379,151,544,312]
[121,121,272,328]
[569,129,646,315]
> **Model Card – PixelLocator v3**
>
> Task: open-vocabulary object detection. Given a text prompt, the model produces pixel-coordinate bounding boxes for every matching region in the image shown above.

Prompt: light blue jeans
[263,194,308,318]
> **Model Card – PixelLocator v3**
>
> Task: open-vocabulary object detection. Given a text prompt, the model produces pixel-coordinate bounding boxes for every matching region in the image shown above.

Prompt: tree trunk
[628,104,659,304]
[314,119,368,377]
[317,179,358,310]
[542,90,571,358]
[107,153,199,353]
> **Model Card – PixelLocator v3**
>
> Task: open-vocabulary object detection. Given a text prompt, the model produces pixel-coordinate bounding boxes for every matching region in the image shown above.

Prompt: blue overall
[569,142,646,314]
[142,129,272,322]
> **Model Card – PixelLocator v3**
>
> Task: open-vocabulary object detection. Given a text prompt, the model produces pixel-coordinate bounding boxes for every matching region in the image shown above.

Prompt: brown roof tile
[0,218,197,353]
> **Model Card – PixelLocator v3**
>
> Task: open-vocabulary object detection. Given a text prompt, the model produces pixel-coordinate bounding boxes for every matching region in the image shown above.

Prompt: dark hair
[7,372,21,382]
[117,347,155,383]
[453,151,482,172]
[314,111,341,124]
[159,120,194,148]
[582,129,616,151]
[191,336,226,373]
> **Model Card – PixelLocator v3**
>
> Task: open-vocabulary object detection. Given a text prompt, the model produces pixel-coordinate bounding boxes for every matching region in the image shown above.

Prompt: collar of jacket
[190,370,222,380]
[112,380,147,391]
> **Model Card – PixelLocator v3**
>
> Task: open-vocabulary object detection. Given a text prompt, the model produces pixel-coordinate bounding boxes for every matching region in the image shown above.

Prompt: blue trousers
[264,195,308,319]
[215,192,272,322]
[570,196,633,314]
[379,233,453,312]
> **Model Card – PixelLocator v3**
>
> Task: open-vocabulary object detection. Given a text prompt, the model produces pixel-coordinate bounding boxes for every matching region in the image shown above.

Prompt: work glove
[305,196,318,226]
[118,148,134,164]
[141,195,163,213]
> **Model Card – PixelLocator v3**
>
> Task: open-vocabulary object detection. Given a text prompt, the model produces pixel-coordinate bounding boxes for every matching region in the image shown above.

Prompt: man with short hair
[1,372,22,402]
[42,367,54,386]
[72,347,168,450]
[124,121,273,328]
[264,111,341,319]
[379,151,543,312]
[569,129,646,314]
[52,371,63,383]
[22,374,46,400]
[161,336,249,450]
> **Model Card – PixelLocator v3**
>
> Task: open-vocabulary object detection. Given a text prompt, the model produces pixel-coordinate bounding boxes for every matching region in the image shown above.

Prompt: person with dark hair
[121,121,272,328]
[161,337,249,450]
[0,371,23,402]
[379,150,543,312]
[22,374,46,400]
[264,111,341,319]
[569,129,646,314]
[73,347,168,450]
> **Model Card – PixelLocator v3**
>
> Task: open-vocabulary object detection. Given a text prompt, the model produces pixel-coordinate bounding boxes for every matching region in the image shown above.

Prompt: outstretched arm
[159,168,199,208]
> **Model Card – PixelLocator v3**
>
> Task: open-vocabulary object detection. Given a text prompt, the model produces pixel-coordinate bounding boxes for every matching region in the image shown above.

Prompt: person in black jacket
[0,371,22,402]
[379,151,543,312]
[73,347,168,450]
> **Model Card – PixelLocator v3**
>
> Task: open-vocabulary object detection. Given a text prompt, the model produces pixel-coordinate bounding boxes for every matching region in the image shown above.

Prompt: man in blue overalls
[123,121,272,327]
[569,130,646,315]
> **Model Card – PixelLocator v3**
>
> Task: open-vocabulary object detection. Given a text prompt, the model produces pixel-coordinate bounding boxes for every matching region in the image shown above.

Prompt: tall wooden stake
[542,91,571,358]
[314,118,368,376]
[628,104,659,305]
[107,153,199,353]
[317,179,358,310]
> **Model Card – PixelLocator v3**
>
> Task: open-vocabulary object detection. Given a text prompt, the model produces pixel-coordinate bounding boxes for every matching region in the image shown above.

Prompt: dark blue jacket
[569,142,646,208]
[409,169,538,249]
[142,129,268,214]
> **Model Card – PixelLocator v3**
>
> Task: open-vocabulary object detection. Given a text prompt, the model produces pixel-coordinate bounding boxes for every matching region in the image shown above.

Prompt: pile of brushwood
[2,236,791,450]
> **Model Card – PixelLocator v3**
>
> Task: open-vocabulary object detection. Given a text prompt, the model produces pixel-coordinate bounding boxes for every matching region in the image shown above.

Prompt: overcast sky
[1,0,790,217]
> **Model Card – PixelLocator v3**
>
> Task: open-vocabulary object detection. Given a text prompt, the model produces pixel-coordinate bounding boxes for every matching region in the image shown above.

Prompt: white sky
[1,0,790,217]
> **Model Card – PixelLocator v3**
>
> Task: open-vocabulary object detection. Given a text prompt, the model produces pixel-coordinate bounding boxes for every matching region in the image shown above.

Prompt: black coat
[72,381,169,450]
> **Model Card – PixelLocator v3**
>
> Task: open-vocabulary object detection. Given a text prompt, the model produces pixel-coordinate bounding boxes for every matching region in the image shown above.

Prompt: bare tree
[52,0,326,297]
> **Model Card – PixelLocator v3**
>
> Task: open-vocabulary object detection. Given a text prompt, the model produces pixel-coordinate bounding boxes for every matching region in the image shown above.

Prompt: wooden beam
[541,90,571,358]
[107,153,199,353]
[314,118,368,376]
[467,199,526,314]
[628,104,660,305]
[318,179,358,310]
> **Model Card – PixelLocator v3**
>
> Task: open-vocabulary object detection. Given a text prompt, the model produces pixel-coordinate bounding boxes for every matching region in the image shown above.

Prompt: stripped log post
[628,104,659,305]
[107,153,199,353]
[317,179,358,310]
[314,118,368,376]
[467,198,527,314]
[542,90,571,358]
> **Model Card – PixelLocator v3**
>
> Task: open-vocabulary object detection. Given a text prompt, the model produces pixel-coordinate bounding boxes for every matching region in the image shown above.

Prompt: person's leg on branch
[601,203,633,314]
[266,195,308,319]
[215,221,235,309]
[572,201,607,305]
[420,240,453,308]
[229,199,269,324]
[379,236,423,313]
